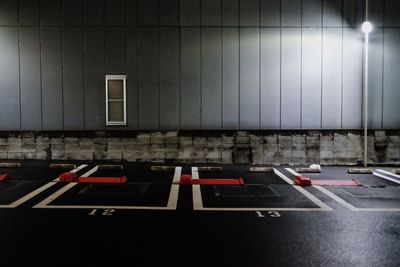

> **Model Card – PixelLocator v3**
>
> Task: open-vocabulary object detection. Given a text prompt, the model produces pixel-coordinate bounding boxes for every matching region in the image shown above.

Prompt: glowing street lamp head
[362,21,373,34]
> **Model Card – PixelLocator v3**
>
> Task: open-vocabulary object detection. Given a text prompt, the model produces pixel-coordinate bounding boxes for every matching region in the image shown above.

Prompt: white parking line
[167,167,181,209]
[33,166,98,208]
[313,185,358,211]
[373,169,400,185]
[193,167,332,211]
[376,169,400,178]
[53,164,88,182]
[275,169,332,210]
[191,167,199,180]
[285,167,359,211]
[172,167,182,183]
[33,166,180,211]
[191,167,203,210]
[0,164,88,208]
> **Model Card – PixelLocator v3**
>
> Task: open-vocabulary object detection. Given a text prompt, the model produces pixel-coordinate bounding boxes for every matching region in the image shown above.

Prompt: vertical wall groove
[320,0,324,129]
[220,0,223,130]
[238,0,241,129]
[381,0,385,129]
[157,0,160,130]
[258,0,262,129]
[136,0,140,129]
[17,0,22,132]
[340,0,344,129]
[81,0,85,130]
[60,1,64,130]
[39,0,43,130]
[279,0,282,129]
[300,0,303,129]
[178,0,182,130]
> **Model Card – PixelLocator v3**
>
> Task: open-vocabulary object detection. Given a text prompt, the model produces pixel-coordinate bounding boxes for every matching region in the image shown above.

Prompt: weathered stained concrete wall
[0,130,399,165]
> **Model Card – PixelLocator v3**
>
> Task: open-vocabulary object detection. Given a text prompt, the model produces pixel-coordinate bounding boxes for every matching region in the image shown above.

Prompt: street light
[362,21,373,34]
[362,1,373,167]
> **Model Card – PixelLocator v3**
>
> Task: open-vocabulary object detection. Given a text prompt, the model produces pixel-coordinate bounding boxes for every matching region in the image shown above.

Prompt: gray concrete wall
[0,0,399,131]
[0,130,399,165]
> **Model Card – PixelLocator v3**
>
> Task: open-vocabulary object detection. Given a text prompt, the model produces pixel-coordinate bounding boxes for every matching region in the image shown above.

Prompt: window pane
[108,80,123,99]
[108,101,124,121]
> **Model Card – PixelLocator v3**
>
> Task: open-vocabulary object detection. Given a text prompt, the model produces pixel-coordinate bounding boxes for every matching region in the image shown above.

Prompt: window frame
[105,75,127,126]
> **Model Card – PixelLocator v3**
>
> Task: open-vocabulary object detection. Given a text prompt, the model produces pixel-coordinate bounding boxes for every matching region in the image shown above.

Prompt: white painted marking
[352,208,400,212]
[33,182,78,208]
[166,184,179,209]
[53,164,87,182]
[0,182,56,208]
[373,170,400,185]
[256,211,265,217]
[268,211,281,217]
[286,167,358,211]
[172,166,182,184]
[192,184,204,210]
[0,164,87,208]
[81,166,98,177]
[313,185,358,211]
[276,169,332,210]
[88,209,97,215]
[191,167,199,180]
[194,207,330,211]
[34,205,178,210]
[70,164,87,173]
[279,168,296,184]
[33,165,98,208]
[102,209,115,215]
[284,167,300,178]
[191,167,204,210]
[376,169,400,179]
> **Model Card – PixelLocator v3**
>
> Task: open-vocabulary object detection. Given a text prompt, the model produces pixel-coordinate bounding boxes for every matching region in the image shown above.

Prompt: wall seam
[258,0,261,130]
[17,0,22,131]
[279,0,282,129]
[39,0,43,130]
[61,0,64,131]
[220,0,223,130]
[178,0,182,130]
[320,0,324,129]
[341,0,344,129]
[82,0,85,130]
[300,0,303,129]
[157,0,161,130]
[103,0,107,131]
[136,0,139,130]
[200,0,203,130]
[238,0,241,129]
[381,0,385,129]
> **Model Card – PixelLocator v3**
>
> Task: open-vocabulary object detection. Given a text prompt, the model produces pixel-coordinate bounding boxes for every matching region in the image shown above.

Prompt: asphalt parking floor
[0,161,399,267]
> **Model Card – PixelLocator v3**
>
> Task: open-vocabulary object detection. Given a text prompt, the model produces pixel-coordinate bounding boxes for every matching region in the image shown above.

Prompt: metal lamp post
[362,0,373,167]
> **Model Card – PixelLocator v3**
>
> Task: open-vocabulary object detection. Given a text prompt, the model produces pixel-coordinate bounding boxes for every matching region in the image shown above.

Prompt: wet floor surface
[0,161,399,267]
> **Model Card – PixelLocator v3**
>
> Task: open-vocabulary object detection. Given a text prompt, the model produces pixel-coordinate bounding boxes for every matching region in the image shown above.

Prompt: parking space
[285,167,400,211]
[192,166,331,211]
[33,165,181,210]
[0,162,87,208]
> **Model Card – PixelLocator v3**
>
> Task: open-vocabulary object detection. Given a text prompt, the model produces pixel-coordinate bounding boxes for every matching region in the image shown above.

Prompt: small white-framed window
[105,75,127,126]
